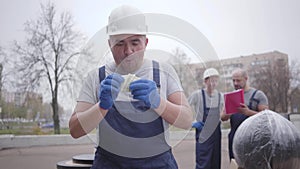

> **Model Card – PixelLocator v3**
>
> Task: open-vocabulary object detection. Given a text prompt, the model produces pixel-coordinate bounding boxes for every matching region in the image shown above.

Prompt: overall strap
[152,60,160,88]
[218,92,221,108]
[99,66,106,83]
[201,89,206,113]
[249,89,258,109]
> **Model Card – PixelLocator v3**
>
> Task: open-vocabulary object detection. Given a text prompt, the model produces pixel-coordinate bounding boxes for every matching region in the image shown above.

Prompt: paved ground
[0,138,232,169]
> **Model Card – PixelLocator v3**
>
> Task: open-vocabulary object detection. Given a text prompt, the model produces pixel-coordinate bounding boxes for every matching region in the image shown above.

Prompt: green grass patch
[0,127,70,135]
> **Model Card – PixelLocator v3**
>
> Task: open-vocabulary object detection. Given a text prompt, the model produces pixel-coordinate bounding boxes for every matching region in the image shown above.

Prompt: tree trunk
[52,95,60,134]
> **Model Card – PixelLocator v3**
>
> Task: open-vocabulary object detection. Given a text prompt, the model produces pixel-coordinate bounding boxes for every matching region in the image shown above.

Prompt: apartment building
[189,50,289,92]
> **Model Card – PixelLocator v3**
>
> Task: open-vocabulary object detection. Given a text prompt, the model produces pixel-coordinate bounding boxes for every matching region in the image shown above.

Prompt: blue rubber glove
[192,121,204,130]
[98,74,124,110]
[129,79,160,109]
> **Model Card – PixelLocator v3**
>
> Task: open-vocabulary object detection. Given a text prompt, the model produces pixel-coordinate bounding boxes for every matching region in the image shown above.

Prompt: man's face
[109,34,148,73]
[232,72,247,90]
[204,76,219,90]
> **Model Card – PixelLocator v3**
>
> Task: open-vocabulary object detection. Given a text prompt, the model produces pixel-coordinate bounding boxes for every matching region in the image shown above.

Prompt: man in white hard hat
[69,5,193,169]
[221,68,268,168]
[188,68,224,169]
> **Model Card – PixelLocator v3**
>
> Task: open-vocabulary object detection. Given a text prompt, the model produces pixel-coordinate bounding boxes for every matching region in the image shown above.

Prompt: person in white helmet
[188,68,224,169]
[69,5,193,169]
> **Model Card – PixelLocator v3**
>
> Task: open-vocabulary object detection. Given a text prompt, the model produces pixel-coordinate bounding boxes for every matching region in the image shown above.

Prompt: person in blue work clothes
[188,68,224,169]
[220,68,268,169]
[69,5,193,169]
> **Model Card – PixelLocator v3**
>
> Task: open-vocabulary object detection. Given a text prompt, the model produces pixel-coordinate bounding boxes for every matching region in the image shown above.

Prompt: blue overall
[228,90,259,159]
[195,89,221,169]
[91,61,178,169]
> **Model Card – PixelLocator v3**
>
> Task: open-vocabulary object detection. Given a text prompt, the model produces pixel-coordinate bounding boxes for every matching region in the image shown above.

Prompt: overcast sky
[1,0,300,62]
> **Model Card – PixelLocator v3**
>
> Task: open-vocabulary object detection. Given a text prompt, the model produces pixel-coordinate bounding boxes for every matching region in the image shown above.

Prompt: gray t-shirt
[188,89,224,122]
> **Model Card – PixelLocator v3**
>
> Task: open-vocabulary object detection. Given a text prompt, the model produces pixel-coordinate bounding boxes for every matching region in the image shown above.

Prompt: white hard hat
[203,68,219,80]
[106,5,148,36]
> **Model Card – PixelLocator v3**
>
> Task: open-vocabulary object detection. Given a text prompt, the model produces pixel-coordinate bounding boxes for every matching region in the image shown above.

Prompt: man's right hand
[98,74,124,110]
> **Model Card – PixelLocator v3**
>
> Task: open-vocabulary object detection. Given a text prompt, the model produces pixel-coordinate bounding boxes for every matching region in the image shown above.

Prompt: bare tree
[12,2,87,134]
[169,47,198,96]
[252,58,290,113]
[0,47,3,120]
[0,47,4,100]
[288,59,300,113]
[0,46,8,120]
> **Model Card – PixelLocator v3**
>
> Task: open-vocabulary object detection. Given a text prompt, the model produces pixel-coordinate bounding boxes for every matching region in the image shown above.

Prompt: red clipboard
[224,89,244,114]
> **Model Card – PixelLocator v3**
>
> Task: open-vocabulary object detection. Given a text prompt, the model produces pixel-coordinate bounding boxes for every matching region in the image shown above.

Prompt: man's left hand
[129,79,160,109]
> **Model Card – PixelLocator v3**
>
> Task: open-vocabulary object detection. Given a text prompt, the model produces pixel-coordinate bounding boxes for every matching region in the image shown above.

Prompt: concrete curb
[0,134,95,149]
[0,130,230,149]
